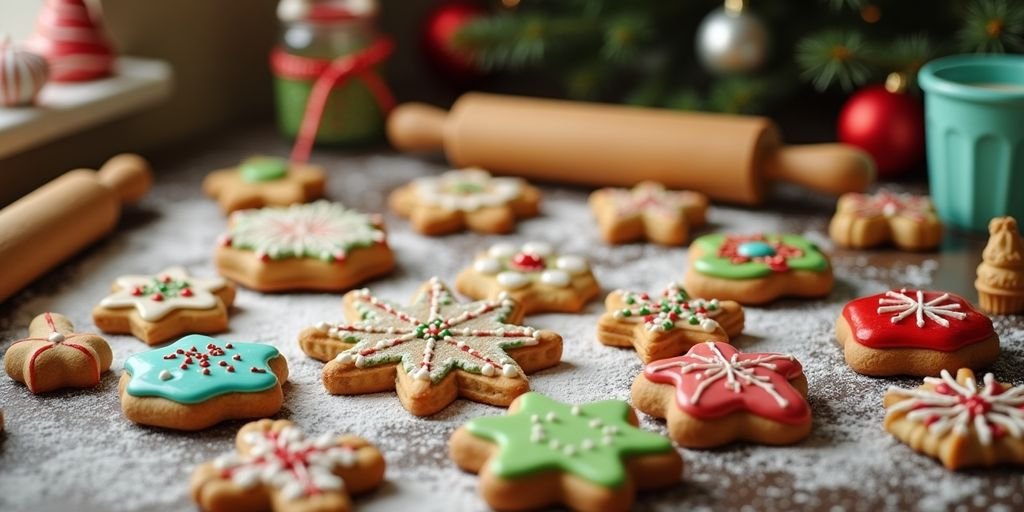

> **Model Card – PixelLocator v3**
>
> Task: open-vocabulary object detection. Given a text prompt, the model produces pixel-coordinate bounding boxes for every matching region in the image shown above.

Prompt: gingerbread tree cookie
[829,190,943,250]
[597,282,744,363]
[455,241,600,314]
[298,278,563,416]
[589,181,709,245]
[976,216,1024,315]
[884,368,1024,470]
[631,341,811,448]
[389,168,541,235]
[5,312,112,394]
[191,419,386,512]
[449,392,683,512]
[203,156,326,214]
[93,266,235,345]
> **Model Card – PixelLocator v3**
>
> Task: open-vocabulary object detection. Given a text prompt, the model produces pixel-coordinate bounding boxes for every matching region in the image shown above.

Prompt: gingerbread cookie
[829,190,943,250]
[215,201,395,292]
[298,278,562,416]
[631,341,811,448]
[191,419,386,512]
[203,156,326,214]
[5,312,112,394]
[976,216,1024,315]
[588,181,709,246]
[455,241,600,315]
[388,168,541,235]
[884,368,1024,470]
[597,282,744,363]
[449,392,682,512]
[93,266,235,346]
[119,334,288,431]
[683,233,833,305]
[836,289,999,377]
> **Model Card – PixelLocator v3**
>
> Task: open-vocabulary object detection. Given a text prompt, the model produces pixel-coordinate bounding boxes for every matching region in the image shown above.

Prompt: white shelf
[0,56,173,159]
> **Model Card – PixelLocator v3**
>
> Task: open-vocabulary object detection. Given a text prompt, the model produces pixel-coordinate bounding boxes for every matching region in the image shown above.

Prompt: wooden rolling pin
[0,154,152,303]
[388,92,875,204]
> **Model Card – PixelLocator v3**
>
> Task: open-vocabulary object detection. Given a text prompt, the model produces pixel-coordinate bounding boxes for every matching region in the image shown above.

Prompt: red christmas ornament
[26,0,115,82]
[837,76,924,179]
[422,0,486,79]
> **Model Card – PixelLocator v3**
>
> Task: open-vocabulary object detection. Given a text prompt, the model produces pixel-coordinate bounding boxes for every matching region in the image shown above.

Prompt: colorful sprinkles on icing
[841,289,994,352]
[99,267,225,322]
[886,370,1024,446]
[472,241,590,290]
[693,233,829,279]
[123,334,281,404]
[413,168,523,212]
[465,393,674,488]
[613,282,721,332]
[222,201,385,262]
[321,278,541,383]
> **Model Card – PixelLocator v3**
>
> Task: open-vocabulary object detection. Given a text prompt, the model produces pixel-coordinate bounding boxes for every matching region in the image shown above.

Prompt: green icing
[692,233,829,280]
[240,157,288,183]
[465,393,674,488]
[124,334,281,404]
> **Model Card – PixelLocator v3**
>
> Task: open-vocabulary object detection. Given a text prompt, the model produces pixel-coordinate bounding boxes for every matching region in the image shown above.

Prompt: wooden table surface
[0,126,1021,512]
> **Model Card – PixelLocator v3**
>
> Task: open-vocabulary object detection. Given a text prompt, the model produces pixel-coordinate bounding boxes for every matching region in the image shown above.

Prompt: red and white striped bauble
[25,0,115,82]
[0,41,50,107]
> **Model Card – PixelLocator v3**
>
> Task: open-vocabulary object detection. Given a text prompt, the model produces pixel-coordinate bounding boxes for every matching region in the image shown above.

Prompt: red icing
[14,313,101,392]
[511,252,545,271]
[841,289,994,352]
[643,341,810,424]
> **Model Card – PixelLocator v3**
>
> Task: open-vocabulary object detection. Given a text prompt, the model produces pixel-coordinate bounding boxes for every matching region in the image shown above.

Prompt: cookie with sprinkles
[836,289,999,377]
[597,282,744,363]
[455,241,600,315]
[884,368,1024,470]
[388,167,541,236]
[683,233,833,305]
[829,189,943,250]
[588,181,709,246]
[449,392,683,512]
[190,419,386,512]
[215,201,395,292]
[202,156,326,214]
[631,341,811,448]
[118,334,289,431]
[5,312,113,394]
[298,278,563,416]
[92,266,236,345]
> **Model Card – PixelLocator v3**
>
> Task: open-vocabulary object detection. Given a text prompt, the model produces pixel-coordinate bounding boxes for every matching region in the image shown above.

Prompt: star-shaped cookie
[589,181,709,245]
[4,312,113,394]
[203,156,326,214]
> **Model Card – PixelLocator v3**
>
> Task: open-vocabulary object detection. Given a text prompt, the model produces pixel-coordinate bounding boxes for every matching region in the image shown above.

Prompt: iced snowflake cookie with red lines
[836,289,999,377]
[455,241,600,315]
[203,156,326,214]
[119,334,289,431]
[631,341,811,448]
[215,201,395,292]
[588,181,709,246]
[683,233,833,305]
[92,266,236,345]
[883,368,1024,470]
[829,190,943,250]
[388,168,541,235]
[597,282,744,363]
[449,392,682,512]
[297,278,563,416]
[4,312,112,394]
[191,419,385,512]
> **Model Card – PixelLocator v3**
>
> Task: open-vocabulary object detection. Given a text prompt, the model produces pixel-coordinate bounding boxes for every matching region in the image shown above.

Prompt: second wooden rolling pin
[388,92,875,205]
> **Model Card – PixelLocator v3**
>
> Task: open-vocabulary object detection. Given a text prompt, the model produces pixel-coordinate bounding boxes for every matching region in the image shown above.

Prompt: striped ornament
[25,0,114,82]
[0,41,49,107]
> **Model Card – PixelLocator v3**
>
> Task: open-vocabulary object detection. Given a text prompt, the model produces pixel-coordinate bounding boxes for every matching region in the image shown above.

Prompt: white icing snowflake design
[886,370,1024,446]
[99,266,225,322]
[318,278,541,382]
[213,426,357,501]
[413,168,522,212]
[472,241,590,290]
[876,289,967,328]
[222,201,385,262]
[613,282,722,333]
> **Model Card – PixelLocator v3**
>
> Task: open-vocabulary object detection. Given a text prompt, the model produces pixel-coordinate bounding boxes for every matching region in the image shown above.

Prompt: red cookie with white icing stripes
[836,288,999,377]
[631,341,811,448]
[4,312,112,394]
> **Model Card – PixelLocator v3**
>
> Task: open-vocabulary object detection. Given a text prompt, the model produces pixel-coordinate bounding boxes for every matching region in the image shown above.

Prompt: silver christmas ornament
[695,3,770,74]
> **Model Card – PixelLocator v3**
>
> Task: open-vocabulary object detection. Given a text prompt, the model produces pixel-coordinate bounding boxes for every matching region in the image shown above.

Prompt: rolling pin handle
[763,143,876,196]
[96,154,153,205]
[387,102,448,152]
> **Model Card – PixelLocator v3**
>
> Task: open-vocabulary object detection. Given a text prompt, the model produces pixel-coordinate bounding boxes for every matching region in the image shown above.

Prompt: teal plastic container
[919,55,1024,231]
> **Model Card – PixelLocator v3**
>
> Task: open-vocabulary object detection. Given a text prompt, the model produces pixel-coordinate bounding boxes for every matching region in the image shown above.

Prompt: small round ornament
[838,73,925,179]
[422,0,486,80]
[695,0,770,74]
[0,40,49,107]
